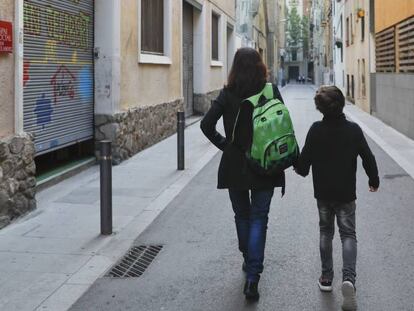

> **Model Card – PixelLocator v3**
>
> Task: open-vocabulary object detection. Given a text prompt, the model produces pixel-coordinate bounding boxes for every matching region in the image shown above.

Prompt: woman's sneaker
[341,280,357,310]
[318,276,333,292]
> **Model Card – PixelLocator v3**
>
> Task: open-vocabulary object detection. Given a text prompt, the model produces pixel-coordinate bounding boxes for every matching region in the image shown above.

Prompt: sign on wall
[0,21,13,53]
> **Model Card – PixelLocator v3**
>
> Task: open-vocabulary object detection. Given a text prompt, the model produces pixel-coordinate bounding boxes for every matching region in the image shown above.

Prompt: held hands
[369,186,379,192]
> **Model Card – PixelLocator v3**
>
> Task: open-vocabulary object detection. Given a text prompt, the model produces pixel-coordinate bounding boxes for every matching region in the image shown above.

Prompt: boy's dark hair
[314,85,345,117]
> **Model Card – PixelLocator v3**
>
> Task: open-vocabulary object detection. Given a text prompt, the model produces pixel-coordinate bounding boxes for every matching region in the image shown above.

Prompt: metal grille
[398,16,414,73]
[23,0,94,155]
[106,245,163,278]
[376,27,395,73]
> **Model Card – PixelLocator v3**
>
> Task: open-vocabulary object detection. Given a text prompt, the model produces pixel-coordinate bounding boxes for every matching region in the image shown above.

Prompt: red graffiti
[23,61,30,86]
[50,65,76,104]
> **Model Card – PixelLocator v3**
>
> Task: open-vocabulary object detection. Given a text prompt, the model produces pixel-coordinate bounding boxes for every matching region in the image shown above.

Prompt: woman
[200,48,285,301]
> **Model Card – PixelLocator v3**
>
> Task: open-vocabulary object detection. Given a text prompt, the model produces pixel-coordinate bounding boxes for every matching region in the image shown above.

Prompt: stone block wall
[0,134,37,229]
[194,89,221,114]
[95,99,184,164]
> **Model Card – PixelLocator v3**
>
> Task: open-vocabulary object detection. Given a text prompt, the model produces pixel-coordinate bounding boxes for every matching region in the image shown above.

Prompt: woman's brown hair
[227,47,268,99]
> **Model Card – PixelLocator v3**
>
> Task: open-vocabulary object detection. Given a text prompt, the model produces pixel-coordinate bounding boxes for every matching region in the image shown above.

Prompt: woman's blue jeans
[228,189,274,282]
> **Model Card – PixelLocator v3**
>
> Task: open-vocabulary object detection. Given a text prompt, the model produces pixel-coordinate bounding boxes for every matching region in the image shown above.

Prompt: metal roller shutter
[23,0,94,155]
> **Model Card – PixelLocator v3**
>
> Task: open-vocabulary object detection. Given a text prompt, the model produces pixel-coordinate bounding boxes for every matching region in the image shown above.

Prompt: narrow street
[70,85,414,311]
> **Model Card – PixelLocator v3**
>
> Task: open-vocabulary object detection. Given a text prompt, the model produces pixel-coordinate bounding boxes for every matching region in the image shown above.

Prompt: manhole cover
[106,245,163,278]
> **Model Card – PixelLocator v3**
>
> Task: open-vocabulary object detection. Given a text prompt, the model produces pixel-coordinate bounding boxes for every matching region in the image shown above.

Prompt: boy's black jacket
[295,113,380,203]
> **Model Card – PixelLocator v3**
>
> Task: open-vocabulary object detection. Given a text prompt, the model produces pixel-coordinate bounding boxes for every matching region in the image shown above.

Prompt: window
[346,17,349,46]
[362,59,366,97]
[292,50,297,61]
[351,75,355,99]
[139,0,172,64]
[350,13,354,44]
[347,74,350,96]
[361,16,365,42]
[212,13,219,61]
[141,0,164,54]
[340,15,343,62]
[358,59,361,97]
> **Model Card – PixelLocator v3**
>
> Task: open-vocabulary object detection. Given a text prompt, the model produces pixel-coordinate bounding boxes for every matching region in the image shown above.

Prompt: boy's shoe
[341,280,357,310]
[243,280,260,301]
[318,276,333,292]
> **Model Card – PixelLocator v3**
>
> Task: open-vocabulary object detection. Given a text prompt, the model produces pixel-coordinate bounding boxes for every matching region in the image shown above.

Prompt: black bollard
[177,111,185,170]
[100,140,112,235]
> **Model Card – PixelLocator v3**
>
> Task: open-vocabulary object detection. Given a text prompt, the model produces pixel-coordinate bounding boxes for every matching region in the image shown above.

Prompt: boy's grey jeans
[317,200,357,284]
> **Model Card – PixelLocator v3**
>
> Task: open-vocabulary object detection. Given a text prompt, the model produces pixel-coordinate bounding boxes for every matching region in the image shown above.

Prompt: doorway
[288,66,300,81]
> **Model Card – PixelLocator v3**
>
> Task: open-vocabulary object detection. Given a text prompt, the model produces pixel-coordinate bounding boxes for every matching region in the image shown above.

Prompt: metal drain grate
[106,245,163,278]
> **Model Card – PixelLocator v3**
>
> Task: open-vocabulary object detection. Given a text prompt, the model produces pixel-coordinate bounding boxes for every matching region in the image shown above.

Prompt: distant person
[295,86,380,311]
[200,48,287,301]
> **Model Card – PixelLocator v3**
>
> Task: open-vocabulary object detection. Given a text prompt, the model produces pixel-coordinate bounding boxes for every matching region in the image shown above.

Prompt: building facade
[0,0,236,227]
[96,0,237,162]
[311,0,333,86]
[332,0,346,94]
[285,0,308,82]
[343,0,374,112]
[373,0,414,139]
[277,0,287,85]
[1,0,37,228]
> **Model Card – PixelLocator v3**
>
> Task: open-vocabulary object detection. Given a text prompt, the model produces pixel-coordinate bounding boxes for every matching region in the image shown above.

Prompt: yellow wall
[375,0,414,33]
[0,0,15,138]
[344,0,371,112]
[209,0,235,22]
[120,0,182,110]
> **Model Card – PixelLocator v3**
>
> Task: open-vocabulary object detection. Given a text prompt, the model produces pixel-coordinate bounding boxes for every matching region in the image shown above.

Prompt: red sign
[0,21,13,53]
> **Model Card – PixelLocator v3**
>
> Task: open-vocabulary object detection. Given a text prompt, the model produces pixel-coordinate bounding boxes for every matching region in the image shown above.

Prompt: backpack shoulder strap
[262,83,274,100]
[245,83,274,108]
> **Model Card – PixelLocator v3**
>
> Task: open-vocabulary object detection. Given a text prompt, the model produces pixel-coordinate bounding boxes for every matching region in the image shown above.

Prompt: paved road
[71,85,414,311]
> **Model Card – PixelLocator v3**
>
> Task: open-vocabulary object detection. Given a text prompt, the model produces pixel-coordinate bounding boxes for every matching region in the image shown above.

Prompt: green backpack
[235,83,299,176]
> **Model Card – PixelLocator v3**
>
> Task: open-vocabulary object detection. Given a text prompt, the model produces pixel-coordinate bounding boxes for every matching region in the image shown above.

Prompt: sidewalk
[307,84,414,179]
[0,121,220,311]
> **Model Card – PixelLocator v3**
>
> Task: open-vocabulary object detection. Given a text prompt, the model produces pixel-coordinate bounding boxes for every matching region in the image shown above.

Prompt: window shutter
[141,0,164,54]
[212,14,219,60]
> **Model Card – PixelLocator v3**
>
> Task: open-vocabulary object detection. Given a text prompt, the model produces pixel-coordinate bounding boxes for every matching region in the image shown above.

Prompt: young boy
[295,86,379,311]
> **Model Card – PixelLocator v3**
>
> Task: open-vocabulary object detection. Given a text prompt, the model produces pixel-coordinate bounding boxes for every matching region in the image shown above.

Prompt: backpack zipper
[263,133,296,168]
[253,102,283,121]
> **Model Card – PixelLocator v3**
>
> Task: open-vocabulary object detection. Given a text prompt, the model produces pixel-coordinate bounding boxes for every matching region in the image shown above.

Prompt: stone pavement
[1,84,414,310]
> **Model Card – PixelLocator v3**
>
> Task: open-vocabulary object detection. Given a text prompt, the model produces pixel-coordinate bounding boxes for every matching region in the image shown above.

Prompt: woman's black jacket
[200,84,285,191]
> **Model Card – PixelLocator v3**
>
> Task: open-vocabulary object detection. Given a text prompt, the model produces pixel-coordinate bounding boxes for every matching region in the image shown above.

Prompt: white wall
[94,0,121,115]
[332,0,345,94]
